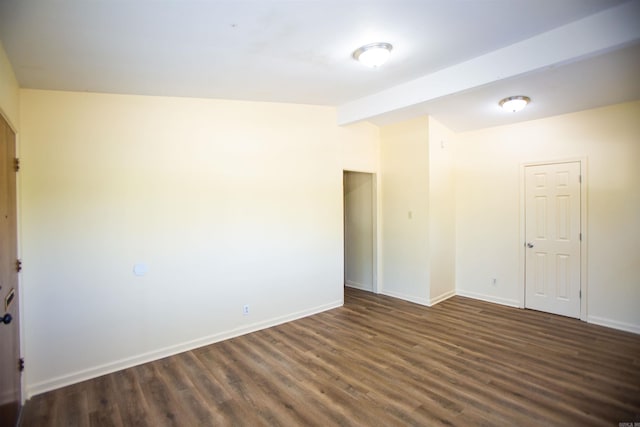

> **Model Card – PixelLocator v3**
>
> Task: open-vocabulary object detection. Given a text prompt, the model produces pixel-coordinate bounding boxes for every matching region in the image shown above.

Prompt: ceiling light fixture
[353,42,393,68]
[499,95,531,112]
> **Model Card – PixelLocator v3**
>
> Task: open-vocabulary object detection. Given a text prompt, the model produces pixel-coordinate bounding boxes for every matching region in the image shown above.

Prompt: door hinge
[16,259,22,273]
[579,290,582,299]
[579,233,582,241]
[19,358,25,372]
[14,157,20,172]
[579,174,582,183]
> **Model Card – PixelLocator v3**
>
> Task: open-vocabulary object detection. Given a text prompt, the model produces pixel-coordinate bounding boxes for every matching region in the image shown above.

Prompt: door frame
[343,169,380,294]
[0,108,23,416]
[518,157,588,321]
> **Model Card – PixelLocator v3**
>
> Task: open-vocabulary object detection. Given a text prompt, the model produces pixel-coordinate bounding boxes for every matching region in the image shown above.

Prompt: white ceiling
[1,0,639,131]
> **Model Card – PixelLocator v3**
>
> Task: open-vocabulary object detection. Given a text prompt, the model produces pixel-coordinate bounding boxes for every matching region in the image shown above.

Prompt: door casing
[0,111,21,426]
[519,158,588,321]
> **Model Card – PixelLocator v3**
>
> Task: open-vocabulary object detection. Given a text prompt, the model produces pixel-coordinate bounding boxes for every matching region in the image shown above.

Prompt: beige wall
[380,117,431,304]
[0,41,19,129]
[7,37,639,397]
[428,117,456,303]
[379,116,456,305]
[19,89,379,395]
[455,101,640,333]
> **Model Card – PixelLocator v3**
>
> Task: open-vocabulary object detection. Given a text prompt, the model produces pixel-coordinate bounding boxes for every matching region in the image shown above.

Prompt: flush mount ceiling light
[353,42,393,68]
[499,95,531,112]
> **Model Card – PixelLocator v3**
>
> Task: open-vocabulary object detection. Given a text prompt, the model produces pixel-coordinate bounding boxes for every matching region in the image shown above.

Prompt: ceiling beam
[337,1,640,126]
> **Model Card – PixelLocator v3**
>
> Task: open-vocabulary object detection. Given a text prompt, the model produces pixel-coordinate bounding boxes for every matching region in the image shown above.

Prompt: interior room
[0,1,639,425]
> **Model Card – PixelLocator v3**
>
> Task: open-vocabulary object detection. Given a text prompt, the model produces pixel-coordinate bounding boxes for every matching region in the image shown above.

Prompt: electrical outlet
[243,304,250,316]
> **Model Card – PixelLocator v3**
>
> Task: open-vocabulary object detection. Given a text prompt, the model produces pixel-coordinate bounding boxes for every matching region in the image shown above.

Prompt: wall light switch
[133,263,148,276]
[408,211,413,219]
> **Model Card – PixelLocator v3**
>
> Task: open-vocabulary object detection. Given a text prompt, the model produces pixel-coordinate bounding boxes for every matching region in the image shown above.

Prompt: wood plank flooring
[20,288,640,426]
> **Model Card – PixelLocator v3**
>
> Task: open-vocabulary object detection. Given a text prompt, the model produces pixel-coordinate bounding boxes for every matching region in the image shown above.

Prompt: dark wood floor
[20,288,640,426]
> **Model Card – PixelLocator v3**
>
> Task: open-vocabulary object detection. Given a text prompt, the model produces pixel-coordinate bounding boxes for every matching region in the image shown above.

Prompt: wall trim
[456,290,520,308]
[456,291,639,335]
[345,280,373,291]
[380,289,431,307]
[588,315,640,335]
[26,299,342,398]
[27,290,638,398]
[430,290,456,306]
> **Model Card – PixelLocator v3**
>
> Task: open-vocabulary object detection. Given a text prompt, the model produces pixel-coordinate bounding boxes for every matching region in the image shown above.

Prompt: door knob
[527,242,534,248]
[1,313,12,325]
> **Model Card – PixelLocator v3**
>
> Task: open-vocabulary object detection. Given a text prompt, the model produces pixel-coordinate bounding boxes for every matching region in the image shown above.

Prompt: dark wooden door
[0,113,20,426]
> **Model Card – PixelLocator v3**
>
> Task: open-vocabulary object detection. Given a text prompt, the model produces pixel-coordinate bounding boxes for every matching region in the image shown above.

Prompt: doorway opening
[343,171,377,293]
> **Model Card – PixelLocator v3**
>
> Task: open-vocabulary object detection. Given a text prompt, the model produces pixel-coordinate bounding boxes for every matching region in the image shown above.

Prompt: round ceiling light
[499,95,531,112]
[353,42,393,68]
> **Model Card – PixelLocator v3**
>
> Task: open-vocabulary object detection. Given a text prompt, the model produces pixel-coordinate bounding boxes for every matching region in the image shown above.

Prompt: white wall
[455,101,640,333]
[342,132,382,294]
[344,171,374,291]
[379,116,457,306]
[11,60,639,402]
[380,117,430,304]
[428,117,456,304]
[19,89,379,395]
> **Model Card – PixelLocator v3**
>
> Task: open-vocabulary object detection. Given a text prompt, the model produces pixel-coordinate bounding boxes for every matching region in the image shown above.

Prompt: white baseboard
[29,291,637,397]
[26,300,343,398]
[587,315,640,335]
[456,291,639,335]
[345,280,373,291]
[430,289,456,306]
[455,289,520,308]
[380,289,431,306]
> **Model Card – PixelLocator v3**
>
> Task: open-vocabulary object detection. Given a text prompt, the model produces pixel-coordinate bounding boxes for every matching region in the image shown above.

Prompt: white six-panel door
[525,162,581,318]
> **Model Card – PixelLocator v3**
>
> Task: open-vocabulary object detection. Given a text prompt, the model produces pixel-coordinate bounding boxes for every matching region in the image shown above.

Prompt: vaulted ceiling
[1,0,639,131]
